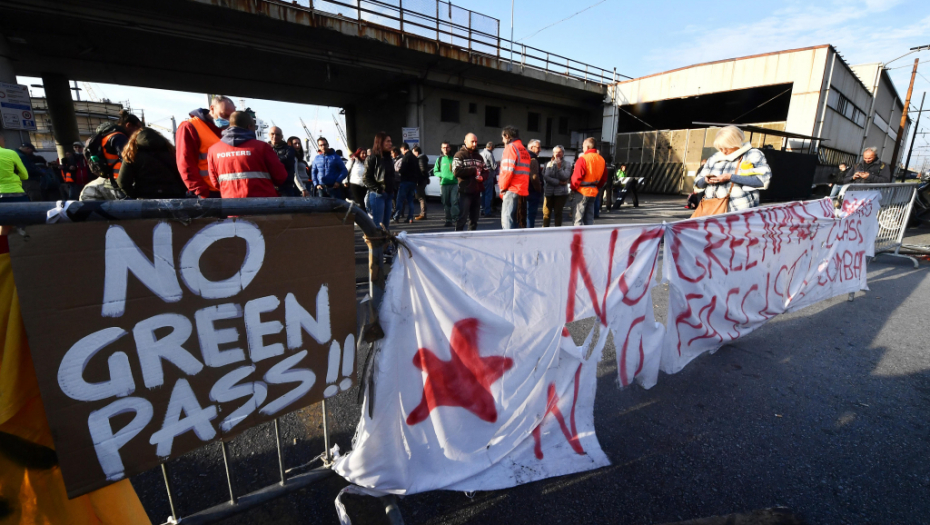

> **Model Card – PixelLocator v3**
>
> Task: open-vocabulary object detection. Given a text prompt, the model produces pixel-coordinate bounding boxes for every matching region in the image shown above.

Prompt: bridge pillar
[343,104,357,153]
[0,33,22,150]
[406,81,422,148]
[40,73,81,160]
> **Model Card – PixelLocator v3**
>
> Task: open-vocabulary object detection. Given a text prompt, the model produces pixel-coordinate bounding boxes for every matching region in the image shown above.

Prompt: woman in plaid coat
[694,125,772,212]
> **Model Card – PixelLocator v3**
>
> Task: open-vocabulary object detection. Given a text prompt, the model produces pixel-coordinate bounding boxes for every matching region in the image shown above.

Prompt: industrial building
[601,45,910,194]
[25,97,127,162]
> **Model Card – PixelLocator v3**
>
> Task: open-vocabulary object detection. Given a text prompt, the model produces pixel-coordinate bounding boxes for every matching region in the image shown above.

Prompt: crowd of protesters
[2,99,890,230]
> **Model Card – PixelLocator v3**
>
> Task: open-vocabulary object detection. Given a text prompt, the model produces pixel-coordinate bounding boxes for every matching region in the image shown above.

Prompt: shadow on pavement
[132,256,930,525]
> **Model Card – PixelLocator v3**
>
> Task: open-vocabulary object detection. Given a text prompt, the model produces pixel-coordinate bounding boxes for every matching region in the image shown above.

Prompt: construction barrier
[842,183,919,268]
[0,198,402,525]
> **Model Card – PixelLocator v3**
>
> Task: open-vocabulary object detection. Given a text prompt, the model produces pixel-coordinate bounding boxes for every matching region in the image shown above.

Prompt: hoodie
[452,146,487,194]
[207,126,288,198]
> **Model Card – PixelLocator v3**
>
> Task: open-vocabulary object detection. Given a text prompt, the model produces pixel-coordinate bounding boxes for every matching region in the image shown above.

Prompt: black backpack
[84,122,124,178]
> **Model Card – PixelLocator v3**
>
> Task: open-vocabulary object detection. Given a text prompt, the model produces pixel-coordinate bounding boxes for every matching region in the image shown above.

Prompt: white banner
[335,194,880,498]
[662,194,879,373]
[334,224,665,494]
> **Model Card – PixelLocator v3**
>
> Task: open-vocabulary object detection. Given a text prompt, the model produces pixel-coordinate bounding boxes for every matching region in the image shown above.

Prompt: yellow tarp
[0,248,152,525]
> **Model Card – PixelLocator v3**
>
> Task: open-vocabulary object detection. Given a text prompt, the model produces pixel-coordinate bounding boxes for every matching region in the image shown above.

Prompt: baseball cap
[20,142,35,150]
[73,141,84,147]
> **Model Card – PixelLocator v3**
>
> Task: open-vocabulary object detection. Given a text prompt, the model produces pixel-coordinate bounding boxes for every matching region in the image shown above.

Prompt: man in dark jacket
[452,133,487,231]
[310,136,348,199]
[17,143,49,201]
[829,162,848,198]
[843,148,890,184]
[394,143,420,223]
[269,126,300,196]
[413,146,430,220]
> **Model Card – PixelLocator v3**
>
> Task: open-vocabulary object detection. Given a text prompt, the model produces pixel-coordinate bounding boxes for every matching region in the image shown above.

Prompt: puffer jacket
[543,158,572,196]
[452,146,487,194]
[363,152,396,194]
[117,128,188,199]
[311,148,348,187]
[207,126,288,198]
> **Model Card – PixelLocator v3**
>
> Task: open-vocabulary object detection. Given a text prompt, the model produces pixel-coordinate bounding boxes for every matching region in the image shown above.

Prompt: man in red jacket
[177,95,236,198]
[498,125,530,229]
[570,137,607,226]
[207,112,288,198]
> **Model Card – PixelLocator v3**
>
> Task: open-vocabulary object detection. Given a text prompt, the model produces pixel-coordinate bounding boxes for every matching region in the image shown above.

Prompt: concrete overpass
[0,0,613,155]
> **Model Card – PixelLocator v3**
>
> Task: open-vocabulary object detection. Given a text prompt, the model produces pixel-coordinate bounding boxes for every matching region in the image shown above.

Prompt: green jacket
[433,154,455,185]
[0,147,28,194]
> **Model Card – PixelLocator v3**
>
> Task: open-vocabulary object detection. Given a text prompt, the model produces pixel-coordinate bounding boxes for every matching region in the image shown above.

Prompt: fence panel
[844,183,918,268]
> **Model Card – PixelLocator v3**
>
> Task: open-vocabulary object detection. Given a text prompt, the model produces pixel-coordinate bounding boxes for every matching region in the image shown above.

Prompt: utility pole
[509,0,514,66]
[903,92,926,177]
[891,58,918,181]
[170,116,177,136]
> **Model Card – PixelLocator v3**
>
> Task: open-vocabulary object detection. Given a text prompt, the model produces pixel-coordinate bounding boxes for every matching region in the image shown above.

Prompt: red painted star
[406,318,514,425]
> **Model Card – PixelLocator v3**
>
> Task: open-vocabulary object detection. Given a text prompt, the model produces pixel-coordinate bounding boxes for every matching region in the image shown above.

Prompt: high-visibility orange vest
[577,150,605,197]
[102,131,125,173]
[189,116,221,191]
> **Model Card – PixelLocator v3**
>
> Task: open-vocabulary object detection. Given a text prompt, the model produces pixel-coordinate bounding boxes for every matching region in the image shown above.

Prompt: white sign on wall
[0,82,37,131]
[401,127,419,144]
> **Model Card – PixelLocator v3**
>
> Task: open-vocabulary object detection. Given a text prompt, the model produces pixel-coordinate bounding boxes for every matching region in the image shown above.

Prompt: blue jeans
[318,185,345,200]
[367,191,393,230]
[501,191,519,229]
[394,181,417,222]
[593,192,602,218]
[526,192,542,228]
[483,170,496,214]
[829,184,844,198]
[0,193,30,203]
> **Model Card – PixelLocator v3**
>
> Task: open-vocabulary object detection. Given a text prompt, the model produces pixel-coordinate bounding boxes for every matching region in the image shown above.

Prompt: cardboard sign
[9,214,356,498]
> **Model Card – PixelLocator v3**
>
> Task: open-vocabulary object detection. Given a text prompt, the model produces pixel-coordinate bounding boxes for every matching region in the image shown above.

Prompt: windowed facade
[527,112,540,132]
[468,102,477,114]
[485,105,501,128]
[558,116,568,135]
[441,99,460,123]
[827,89,866,127]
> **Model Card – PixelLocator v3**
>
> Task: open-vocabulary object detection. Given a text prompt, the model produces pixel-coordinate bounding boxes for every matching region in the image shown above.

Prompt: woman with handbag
[692,125,772,218]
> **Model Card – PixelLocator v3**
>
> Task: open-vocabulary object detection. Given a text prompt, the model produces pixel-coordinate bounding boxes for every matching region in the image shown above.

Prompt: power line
[516,0,609,42]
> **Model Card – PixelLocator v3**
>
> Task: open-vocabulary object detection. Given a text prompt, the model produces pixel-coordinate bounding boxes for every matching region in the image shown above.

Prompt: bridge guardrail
[291,0,624,84]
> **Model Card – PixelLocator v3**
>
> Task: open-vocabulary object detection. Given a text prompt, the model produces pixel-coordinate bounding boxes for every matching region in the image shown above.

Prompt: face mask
[214,117,230,128]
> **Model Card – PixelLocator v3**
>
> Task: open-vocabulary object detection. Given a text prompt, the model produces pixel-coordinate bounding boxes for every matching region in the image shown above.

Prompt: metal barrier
[0,197,401,524]
[842,183,919,268]
[287,0,622,84]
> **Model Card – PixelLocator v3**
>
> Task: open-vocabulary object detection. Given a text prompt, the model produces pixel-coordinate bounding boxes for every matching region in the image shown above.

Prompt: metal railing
[842,183,919,268]
[0,197,399,524]
[285,0,620,84]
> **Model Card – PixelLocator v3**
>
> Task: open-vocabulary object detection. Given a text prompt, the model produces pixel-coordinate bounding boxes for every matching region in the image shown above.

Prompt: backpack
[84,122,123,178]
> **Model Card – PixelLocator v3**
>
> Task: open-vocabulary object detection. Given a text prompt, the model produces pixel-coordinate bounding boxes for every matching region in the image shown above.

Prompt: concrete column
[40,73,81,160]
[343,104,357,153]
[405,80,419,147]
[0,33,22,150]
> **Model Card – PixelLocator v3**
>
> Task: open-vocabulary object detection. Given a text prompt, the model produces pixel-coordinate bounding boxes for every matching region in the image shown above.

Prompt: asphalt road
[131,195,930,525]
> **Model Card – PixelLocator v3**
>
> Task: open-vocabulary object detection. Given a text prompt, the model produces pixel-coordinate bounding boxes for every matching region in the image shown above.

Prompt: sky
[16,0,930,164]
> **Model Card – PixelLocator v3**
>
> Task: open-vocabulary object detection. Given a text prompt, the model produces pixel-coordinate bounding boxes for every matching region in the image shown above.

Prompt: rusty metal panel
[642,131,656,163]
[686,128,705,164]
